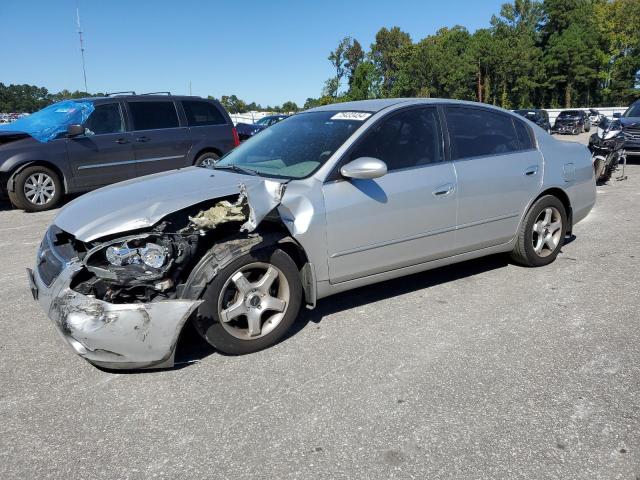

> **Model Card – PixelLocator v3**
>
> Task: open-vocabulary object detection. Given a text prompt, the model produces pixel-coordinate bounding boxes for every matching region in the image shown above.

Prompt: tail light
[232,127,240,147]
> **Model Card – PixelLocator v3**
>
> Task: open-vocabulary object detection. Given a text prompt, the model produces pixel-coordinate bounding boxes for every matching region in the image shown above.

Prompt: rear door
[182,100,235,157]
[444,105,542,253]
[66,101,136,188]
[323,106,458,283]
[126,100,192,176]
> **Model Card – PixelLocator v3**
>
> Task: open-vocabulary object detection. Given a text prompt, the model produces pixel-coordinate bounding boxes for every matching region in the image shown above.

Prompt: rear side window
[446,106,523,160]
[513,120,534,150]
[182,101,226,126]
[84,103,124,135]
[129,101,179,130]
[348,107,443,171]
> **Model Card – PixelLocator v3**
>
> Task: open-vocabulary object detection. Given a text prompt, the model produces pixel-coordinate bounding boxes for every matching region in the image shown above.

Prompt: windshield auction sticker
[330,112,372,121]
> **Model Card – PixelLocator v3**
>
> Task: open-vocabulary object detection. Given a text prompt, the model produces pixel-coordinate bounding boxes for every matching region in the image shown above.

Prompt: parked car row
[235,114,289,141]
[513,100,640,156]
[2,95,638,214]
[513,108,612,136]
[0,112,27,123]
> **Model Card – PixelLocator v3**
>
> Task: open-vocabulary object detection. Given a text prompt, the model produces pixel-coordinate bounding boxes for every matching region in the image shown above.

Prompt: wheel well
[8,161,67,194]
[535,187,573,233]
[192,148,222,165]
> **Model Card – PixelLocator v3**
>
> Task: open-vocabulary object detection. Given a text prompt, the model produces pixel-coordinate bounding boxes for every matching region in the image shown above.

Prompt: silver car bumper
[28,260,202,370]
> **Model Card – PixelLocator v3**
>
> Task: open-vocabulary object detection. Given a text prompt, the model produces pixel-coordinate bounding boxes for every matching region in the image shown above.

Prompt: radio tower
[76,7,88,92]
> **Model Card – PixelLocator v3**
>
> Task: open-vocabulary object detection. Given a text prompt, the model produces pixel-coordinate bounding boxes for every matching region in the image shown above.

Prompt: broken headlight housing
[106,242,168,269]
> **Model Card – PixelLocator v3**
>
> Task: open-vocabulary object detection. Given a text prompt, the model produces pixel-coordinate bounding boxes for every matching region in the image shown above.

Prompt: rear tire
[510,195,567,267]
[194,151,220,169]
[8,165,63,212]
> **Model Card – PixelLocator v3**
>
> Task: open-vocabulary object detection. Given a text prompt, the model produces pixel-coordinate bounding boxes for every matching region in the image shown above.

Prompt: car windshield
[255,117,271,126]
[216,111,367,179]
[559,110,580,118]
[623,102,640,118]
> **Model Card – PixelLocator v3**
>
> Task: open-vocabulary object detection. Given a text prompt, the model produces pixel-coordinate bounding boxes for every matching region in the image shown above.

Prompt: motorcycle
[588,117,626,183]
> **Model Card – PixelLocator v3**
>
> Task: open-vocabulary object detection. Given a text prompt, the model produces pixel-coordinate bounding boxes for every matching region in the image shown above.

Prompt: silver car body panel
[29,261,202,369]
[33,98,596,369]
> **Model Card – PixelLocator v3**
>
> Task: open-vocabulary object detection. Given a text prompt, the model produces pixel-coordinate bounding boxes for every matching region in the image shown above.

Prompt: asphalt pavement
[1,131,639,479]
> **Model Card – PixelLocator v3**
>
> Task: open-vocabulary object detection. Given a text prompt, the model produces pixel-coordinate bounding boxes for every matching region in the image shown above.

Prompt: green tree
[220,95,248,113]
[281,101,299,112]
[490,0,545,108]
[541,0,605,107]
[327,37,352,97]
[345,39,365,88]
[599,0,640,104]
[347,61,379,100]
[370,27,412,96]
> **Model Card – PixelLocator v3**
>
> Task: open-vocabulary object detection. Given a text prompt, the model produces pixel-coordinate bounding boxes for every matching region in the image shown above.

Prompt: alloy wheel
[199,157,218,168]
[217,262,290,340]
[23,173,55,206]
[532,207,563,258]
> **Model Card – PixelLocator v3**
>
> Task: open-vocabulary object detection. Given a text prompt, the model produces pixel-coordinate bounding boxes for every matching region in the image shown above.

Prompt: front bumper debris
[553,123,579,134]
[28,261,202,370]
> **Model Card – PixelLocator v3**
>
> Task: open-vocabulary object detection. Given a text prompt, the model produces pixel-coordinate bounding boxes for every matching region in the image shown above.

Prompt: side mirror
[66,124,85,137]
[613,112,621,118]
[341,157,387,180]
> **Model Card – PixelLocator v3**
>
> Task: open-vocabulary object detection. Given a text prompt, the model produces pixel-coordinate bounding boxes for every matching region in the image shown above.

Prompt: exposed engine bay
[69,183,284,304]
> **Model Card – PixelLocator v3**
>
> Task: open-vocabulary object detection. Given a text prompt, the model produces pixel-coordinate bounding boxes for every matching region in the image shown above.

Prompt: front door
[126,100,192,177]
[444,105,543,253]
[323,106,458,284]
[66,101,136,189]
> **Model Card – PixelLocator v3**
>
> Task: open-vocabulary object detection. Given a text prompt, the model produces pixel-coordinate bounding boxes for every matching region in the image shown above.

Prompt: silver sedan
[29,99,596,369]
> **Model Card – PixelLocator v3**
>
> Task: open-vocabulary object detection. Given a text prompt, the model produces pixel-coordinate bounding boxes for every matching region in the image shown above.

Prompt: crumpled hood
[55,167,261,242]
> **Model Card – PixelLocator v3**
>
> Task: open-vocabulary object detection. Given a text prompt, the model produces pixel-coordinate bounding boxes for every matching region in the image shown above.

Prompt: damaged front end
[30,180,293,370]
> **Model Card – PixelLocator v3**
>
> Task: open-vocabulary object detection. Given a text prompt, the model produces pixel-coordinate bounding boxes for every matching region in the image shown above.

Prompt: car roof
[74,95,215,103]
[305,98,521,114]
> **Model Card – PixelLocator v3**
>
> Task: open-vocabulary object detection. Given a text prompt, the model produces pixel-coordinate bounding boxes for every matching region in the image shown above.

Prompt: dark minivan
[0,94,239,211]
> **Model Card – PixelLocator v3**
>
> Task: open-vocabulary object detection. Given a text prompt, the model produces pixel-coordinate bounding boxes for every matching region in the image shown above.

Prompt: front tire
[194,246,302,355]
[510,195,567,267]
[8,165,63,212]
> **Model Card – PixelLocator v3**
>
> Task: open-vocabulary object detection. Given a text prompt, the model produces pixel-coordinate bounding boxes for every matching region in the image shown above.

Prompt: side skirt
[316,240,515,300]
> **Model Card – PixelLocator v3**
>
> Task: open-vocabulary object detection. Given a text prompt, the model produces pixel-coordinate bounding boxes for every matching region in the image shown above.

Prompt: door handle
[524,166,539,176]
[432,183,455,197]
[136,136,150,143]
[115,138,129,144]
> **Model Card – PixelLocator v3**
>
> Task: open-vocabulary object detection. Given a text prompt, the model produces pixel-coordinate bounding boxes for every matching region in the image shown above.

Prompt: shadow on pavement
[174,253,514,368]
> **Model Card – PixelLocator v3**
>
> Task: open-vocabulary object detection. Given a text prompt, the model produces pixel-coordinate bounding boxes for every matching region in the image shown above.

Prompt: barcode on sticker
[330,112,372,121]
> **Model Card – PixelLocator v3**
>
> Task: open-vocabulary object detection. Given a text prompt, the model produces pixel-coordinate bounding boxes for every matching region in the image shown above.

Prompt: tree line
[0,84,299,114]
[305,0,640,110]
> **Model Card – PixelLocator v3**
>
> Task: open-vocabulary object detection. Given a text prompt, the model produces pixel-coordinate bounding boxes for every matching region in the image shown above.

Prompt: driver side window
[348,107,443,172]
[84,103,125,135]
